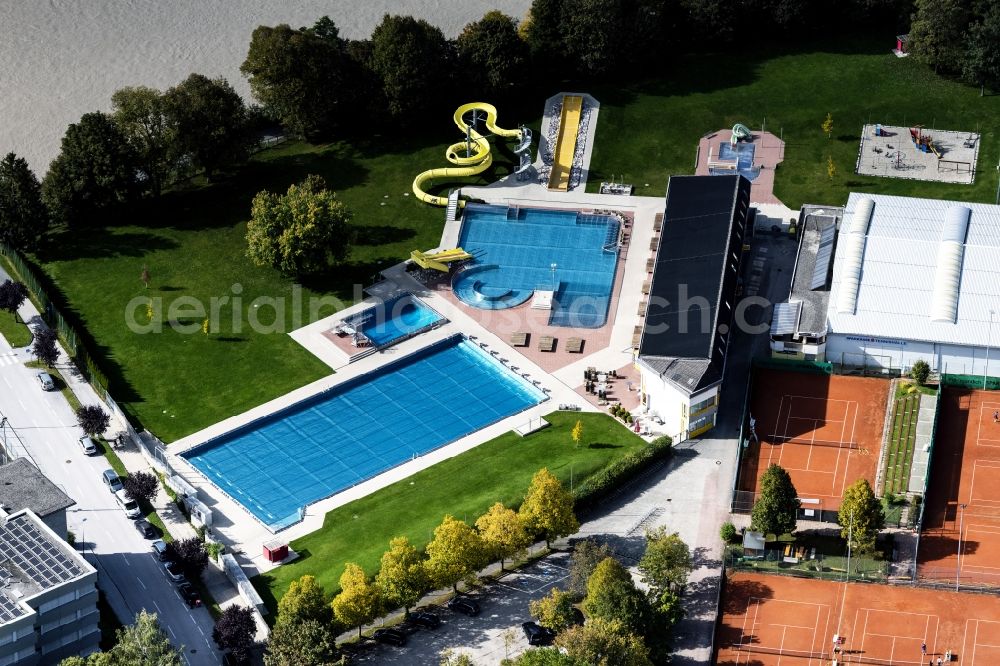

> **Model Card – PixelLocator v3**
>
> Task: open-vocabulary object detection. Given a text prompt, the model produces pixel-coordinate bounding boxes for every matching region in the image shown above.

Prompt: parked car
[372,628,406,647]
[36,372,55,391]
[151,539,169,561]
[133,519,156,539]
[102,469,124,493]
[114,489,141,519]
[522,621,556,646]
[177,582,201,608]
[447,597,480,616]
[163,561,186,584]
[410,611,441,629]
[78,435,98,456]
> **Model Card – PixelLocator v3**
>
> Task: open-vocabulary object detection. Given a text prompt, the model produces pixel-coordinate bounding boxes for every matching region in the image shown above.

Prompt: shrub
[720,521,737,544]
[573,436,672,513]
[910,360,930,385]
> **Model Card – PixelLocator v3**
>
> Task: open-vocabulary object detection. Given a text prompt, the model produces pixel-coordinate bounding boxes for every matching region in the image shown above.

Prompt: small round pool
[452,264,533,310]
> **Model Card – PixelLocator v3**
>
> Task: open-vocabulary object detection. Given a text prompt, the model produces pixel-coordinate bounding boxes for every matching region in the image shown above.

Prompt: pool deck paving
[695,129,786,205]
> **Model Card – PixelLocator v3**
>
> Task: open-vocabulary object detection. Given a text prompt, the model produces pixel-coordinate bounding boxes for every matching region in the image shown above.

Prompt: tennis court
[717,571,1000,665]
[738,369,888,513]
[918,388,1000,586]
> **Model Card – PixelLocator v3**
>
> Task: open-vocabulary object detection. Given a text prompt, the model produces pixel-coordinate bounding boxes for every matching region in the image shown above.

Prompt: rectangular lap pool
[344,293,443,348]
[182,335,546,529]
[454,204,620,328]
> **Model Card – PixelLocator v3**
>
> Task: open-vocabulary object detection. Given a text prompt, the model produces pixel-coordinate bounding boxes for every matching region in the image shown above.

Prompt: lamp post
[956,503,967,592]
[985,310,996,390]
[550,263,557,291]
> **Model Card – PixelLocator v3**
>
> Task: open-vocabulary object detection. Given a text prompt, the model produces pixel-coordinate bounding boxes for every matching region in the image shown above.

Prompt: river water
[0,0,530,173]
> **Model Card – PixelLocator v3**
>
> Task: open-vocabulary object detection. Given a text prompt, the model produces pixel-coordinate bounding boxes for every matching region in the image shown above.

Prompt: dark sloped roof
[639,356,720,395]
[640,174,746,359]
[0,458,75,518]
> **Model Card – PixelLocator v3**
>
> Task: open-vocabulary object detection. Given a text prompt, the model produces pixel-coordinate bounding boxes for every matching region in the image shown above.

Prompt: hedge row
[573,435,673,513]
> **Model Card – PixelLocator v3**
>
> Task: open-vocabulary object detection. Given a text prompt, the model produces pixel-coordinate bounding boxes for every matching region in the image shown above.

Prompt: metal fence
[940,373,1000,390]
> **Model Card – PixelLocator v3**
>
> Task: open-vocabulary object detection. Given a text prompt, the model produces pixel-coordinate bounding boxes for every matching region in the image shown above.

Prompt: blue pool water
[347,294,443,347]
[453,204,620,328]
[713,142,759,181]
[182,336,545,528]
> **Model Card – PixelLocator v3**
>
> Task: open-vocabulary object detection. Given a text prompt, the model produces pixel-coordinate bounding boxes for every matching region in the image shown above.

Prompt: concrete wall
[827,333,991,376]
[638,365,720,441]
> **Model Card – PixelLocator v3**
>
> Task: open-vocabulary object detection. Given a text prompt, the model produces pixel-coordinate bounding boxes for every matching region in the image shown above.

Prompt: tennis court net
[733,644,932,664]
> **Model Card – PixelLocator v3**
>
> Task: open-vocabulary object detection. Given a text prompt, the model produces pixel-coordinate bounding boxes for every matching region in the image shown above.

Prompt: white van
[114,489,141,519]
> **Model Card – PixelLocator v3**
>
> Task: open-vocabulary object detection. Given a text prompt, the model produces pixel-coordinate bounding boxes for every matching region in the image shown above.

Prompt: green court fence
[0,242,108,397]
[726,546,891,583]
[753,357,834,375]
[940,373,1000,390]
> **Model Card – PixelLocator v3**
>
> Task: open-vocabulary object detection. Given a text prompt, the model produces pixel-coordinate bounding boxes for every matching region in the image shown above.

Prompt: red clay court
[738,370,888,513]
[918,388,1000,586]
[717,571,1000,665]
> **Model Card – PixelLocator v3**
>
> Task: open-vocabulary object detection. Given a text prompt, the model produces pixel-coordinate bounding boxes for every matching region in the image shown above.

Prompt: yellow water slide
[412,103,525,207]
[547,95,583,191]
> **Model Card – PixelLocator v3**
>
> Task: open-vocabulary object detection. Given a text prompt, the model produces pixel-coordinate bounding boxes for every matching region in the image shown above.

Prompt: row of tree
[908,0,1000,92]
[263,468,577,663]
[750,463,885,553]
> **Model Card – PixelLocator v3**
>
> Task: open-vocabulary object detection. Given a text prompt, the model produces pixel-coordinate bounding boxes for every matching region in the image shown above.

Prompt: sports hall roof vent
[929,205,971,323]
[835,198,874,314]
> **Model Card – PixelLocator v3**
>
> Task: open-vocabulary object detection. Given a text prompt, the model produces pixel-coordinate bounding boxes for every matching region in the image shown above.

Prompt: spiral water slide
[412,102,531,207]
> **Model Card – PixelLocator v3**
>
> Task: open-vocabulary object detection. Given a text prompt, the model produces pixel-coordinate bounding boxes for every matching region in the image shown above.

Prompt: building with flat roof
[0,459,75,538]
[637,174,752,440]
[826,193,1000,376]
[769,205,844,360]
[0,508,99,665]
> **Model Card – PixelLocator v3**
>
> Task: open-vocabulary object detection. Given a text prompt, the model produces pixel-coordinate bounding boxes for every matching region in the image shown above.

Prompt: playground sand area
[856,123,980,184]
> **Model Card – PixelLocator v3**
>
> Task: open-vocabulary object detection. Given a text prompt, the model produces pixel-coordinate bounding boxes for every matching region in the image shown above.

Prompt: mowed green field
[586,38,1000,207]
[32,128,528,442]
[255,412,645,613]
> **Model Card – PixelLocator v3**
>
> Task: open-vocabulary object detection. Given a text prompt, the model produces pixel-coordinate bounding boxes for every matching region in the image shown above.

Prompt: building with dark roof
[0,459,75,538]
[0,508,99,665]
[637,174,752,440]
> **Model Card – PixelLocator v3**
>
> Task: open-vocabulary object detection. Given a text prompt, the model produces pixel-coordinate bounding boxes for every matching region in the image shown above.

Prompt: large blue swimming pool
[182,336,545,528]
[453,204,620,328]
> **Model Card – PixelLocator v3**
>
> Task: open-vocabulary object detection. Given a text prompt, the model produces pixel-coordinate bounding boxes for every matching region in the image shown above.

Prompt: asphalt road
[0,338,221,665]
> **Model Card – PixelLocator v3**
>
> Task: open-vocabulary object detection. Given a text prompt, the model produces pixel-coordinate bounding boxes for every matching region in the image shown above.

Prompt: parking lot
[350,552,573,665]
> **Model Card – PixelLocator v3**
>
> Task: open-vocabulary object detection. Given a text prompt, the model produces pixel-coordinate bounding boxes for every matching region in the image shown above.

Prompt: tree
[519,468,579,547]
[0,153,48,250]
[331,562,380,638]
[720,521,737,543]
[265,617,339,666]
[123,470,159,505]
[108,610,183,665]
[582,557,650,636]
[503,648,582,665]
[568,538,614,599]
[241,20,358,140]
[111,86,176,197]
[529,587,578,632]
[42,111,138,226]
[750,463,799,537]
[964,4,1000,94]
[213,605,256,661]
[425,515,485,591]
[560,0,626,78]
[375,536,428,615]
[910,359,931,385]
[838,478,885,554]
[555,618,653,666]
[246,174,352,276]
[455,12,527,97]
[638,527,691,596]
[32,328,59,367]
[369,14,452,119]
[523,0,564,64]
[165,537,209,581]
[821,112,833,138]
[907,0,972,73]
[0,280,28,322]
[827,156,837,180]
[276,575,332,626]
[75,404,111,437]
[440,651,477,666]
[571,420,583,448]
[163,73,252,179]
[476,502,531,571]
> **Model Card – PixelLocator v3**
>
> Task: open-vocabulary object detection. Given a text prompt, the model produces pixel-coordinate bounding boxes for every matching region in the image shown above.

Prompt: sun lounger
[653,212,663,232]
[510,332,529,347]
[566,338,584,353]
[539,336,556,352]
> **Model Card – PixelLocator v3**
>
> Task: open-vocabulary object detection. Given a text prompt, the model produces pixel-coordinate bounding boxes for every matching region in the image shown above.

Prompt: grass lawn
[0,312,32,348]
[254,411,645,614]
[883,393,921,496]
[586,36,1000,207]
[29,123,531,442]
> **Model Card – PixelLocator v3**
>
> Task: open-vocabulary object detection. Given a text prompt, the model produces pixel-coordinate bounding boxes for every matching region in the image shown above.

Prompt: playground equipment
[730,123,753,145]
[409,248,473,272]
[909,126,941,157]
[548,95,584,191]
[412,103,532,207]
